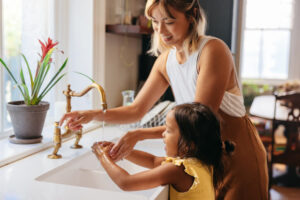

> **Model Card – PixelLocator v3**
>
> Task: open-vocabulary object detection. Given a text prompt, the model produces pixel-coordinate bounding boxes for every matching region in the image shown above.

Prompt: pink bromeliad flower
[35,38,59,77]
[39,37,58,62]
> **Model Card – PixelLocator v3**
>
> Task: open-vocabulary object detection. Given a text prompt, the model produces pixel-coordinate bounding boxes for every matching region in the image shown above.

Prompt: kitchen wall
[104,34,141,108]
[104,0,145,108]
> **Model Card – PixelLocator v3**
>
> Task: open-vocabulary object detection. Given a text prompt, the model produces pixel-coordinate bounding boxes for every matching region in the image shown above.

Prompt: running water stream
[101,109,106,141]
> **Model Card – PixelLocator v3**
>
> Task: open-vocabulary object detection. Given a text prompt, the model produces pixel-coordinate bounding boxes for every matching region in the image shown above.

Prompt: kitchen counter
[0,125,167,200]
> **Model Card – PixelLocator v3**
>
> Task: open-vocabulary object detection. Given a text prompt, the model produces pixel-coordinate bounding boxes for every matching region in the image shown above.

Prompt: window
[241,0,295,80]
[0,0,54,136]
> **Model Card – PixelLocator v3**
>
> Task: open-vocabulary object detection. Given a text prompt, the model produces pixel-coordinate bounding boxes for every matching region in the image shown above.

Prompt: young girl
[92,103,234,199]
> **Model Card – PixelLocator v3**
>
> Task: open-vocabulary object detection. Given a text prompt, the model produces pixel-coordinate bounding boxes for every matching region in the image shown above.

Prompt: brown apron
[216,110,269,200]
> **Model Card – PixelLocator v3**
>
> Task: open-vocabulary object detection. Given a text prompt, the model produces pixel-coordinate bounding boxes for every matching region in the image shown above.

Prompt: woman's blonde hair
[145,0,207,57]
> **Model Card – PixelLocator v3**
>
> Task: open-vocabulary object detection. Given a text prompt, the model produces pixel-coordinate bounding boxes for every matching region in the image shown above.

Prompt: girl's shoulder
[163,157,213,194]
[163,157,203,166]
[162,157,212,179]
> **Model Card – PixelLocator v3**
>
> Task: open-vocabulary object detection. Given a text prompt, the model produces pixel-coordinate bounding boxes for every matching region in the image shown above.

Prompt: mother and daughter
[60,0,268,199]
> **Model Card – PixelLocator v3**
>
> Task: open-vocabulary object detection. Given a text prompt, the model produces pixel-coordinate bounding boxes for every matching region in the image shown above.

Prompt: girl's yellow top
[162,157,215,200]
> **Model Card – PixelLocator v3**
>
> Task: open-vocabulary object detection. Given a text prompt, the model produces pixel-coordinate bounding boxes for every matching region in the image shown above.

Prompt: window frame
[0,0,5,137]
[239,0,299,84]
[0,0,13,138]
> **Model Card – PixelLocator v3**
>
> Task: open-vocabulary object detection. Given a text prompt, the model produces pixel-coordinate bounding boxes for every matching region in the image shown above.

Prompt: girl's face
[151,5,190,49]
[162,110,181,157]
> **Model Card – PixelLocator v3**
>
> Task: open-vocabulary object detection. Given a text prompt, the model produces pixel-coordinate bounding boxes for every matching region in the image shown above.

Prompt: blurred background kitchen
[0,0,299,199]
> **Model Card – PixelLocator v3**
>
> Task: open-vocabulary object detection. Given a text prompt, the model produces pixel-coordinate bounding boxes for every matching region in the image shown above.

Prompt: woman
[60,0,268,199]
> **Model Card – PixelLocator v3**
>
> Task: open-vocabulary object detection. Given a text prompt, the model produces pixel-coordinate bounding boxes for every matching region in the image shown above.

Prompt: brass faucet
[48,83,107,159]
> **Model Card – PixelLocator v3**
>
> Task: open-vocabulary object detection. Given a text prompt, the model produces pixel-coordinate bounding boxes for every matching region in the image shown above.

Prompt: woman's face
[151,5,190,49]
[162,110,181,157]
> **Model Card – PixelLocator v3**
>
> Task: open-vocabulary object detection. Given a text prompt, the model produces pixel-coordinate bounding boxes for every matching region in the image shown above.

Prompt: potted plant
[0,38,68,144]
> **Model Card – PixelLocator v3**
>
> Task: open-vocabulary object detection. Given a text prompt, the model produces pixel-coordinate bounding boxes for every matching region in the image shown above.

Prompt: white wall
[53,0,94,110]
[67,0,93,110]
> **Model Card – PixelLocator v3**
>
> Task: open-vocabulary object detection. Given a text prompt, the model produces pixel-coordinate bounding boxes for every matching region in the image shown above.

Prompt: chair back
[274,91,300,122]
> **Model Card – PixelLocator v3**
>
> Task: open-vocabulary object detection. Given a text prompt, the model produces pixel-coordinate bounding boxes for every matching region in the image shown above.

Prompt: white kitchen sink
[36,139,168,200]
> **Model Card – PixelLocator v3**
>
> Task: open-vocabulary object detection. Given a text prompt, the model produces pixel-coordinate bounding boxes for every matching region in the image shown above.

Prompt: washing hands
[91,141,115,161]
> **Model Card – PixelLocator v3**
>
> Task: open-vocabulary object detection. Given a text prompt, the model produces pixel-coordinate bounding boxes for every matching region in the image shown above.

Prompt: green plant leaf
[13,83,31,104]
[0,58,26,98]
[20,84,30,105]
[32,61,39,93]
[21,53,34,90]
[39,58,68,98]
[40,63,51,87]
[38,51,54,88]
[31,48,54,99]
[20,67,30,103]
[38,73,67,101]
[74,71,95,83]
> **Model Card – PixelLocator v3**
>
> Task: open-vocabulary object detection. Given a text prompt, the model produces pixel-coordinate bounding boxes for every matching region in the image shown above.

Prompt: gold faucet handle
[48,122,62,159]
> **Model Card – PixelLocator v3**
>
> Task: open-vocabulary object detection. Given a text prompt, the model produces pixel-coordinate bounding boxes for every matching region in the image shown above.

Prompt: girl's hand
[92,141,114,159]
[59,110,99,130]
[110,131,139,161]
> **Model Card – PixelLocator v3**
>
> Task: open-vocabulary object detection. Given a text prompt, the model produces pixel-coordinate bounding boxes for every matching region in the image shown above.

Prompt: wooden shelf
[106,24,153,36]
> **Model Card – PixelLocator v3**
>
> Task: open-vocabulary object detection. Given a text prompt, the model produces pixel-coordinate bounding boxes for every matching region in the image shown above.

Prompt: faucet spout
[69,82,107,110]
[92,82,107,111]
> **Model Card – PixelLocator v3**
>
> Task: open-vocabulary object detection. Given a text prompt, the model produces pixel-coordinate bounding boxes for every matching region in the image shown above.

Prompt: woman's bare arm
[194,38,234,113]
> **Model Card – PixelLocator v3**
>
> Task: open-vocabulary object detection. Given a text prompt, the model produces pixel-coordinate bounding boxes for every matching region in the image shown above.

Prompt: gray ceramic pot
[7,101,50,139]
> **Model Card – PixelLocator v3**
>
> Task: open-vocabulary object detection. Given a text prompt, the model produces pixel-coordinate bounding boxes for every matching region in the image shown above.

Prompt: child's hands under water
[91,141,115,160]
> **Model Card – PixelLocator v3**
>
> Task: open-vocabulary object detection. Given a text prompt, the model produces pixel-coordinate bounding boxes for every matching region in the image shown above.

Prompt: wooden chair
[269,91,300,187]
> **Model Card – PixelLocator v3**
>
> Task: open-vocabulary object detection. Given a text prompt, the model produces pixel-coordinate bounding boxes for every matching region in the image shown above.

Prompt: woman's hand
[110,131,139,161]
[59,110,99,130]
[92,141,114,160]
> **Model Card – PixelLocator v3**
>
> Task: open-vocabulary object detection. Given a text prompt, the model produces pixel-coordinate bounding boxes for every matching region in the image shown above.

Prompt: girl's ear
[178,142,195,157]
[178,142,188,157]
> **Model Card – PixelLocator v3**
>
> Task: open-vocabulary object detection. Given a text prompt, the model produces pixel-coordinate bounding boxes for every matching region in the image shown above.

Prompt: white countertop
[0,122,101,167]
[0,125,167,200]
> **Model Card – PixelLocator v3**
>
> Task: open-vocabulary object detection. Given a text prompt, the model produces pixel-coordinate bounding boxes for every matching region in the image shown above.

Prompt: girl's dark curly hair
[173,102,235,189]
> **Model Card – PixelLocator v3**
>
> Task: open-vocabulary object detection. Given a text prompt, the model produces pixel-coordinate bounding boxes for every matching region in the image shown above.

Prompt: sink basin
[36,139,168,200]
